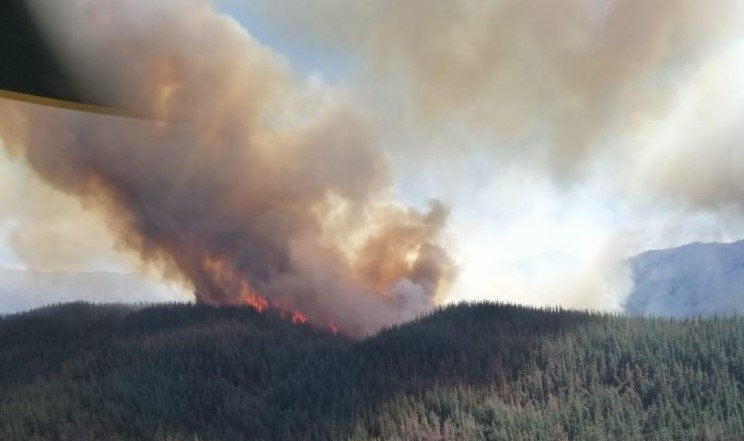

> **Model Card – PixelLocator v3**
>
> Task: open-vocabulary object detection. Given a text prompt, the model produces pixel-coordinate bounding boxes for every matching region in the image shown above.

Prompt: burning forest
[0,0,455,335]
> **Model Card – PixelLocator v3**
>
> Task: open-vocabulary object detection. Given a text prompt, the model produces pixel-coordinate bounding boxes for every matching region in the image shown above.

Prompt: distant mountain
[2,302,744,440]
[625,240,744,317]
[0,267,181,314]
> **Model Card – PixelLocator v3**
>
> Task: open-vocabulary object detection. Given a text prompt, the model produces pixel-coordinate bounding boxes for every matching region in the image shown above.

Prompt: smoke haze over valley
[0,267,184,315]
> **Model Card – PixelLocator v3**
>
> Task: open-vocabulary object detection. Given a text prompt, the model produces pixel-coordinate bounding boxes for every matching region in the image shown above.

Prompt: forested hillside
[2,302,744,441]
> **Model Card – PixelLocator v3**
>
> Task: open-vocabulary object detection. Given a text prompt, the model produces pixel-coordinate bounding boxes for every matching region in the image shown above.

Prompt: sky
[2,0,744,322]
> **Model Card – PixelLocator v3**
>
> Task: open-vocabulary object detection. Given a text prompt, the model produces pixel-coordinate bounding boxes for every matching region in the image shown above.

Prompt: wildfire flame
[240,292,269,313]
[291,311,308,324]
[328,323,339,335]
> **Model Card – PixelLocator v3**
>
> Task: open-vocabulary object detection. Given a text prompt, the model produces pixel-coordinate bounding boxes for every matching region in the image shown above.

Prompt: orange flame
[202,255,332,332]
[241,292,269,312]
[291,311,308,324]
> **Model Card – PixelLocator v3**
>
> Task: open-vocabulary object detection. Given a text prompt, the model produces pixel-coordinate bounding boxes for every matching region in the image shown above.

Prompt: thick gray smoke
[233,0,744,182]
[0,0,454,335]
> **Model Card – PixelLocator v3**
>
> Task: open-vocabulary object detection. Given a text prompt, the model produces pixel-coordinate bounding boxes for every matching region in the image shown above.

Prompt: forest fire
[240,291,269,313]
[0,0,455,336]
[291,311,308,325]
[241,291,312,327]
[328,323,339,335]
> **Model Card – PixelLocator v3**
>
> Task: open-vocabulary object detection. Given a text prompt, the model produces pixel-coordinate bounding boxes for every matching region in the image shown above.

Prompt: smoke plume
[227,0,744,310]
[238,0,744,173]
[0,0,454,335]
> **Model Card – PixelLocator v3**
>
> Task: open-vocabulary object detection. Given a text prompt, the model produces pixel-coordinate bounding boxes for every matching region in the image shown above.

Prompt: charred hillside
[2,302,744,441]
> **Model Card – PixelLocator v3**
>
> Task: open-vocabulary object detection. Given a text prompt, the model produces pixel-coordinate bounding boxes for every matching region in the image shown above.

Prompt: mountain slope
[625,240,744,317]
[2,302,744,440]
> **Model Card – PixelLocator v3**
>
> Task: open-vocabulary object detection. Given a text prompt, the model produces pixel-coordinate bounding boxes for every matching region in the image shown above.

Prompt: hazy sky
[2,0,744,317]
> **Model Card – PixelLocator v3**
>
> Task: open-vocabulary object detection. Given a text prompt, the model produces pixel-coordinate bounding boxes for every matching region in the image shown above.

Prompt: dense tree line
[2,301,744,440]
